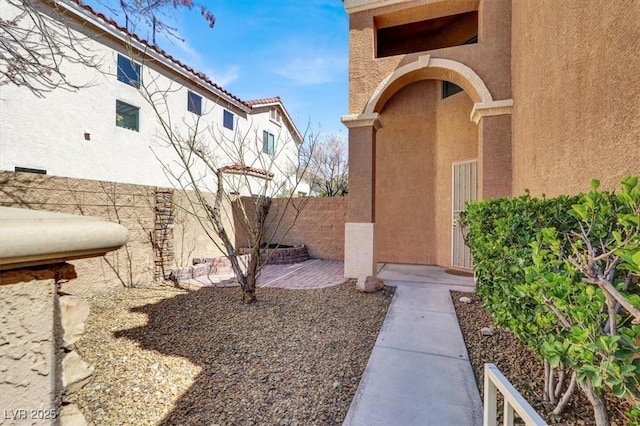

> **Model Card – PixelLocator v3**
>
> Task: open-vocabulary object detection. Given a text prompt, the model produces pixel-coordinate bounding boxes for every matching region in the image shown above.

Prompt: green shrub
[460,177,640,425]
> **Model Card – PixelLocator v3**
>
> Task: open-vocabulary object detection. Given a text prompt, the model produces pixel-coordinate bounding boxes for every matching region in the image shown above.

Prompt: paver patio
[179,258,346,289]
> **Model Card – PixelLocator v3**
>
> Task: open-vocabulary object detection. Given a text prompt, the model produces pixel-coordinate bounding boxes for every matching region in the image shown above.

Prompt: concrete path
[343,264,482,426]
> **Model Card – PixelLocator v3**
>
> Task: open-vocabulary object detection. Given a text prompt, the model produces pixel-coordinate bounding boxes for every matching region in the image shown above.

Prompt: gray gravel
[66,281,394,425]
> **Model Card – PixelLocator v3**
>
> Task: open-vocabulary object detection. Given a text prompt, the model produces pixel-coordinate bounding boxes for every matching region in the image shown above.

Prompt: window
[117,54,141,87]
[262,131,275,155]
[15,166,46,174]
[223,109,234,130]
[116,100,140,131]
[442,81,463,99]
[187,91,202,115]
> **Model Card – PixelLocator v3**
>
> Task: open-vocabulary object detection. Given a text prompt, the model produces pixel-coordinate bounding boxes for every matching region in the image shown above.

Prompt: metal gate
[451,160,478,269]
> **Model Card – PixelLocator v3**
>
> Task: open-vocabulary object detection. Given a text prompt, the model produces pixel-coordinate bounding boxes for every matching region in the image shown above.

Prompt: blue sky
[88,0,350,138]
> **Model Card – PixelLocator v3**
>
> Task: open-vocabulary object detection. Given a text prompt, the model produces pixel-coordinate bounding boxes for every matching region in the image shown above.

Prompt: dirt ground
[452,291,633,426]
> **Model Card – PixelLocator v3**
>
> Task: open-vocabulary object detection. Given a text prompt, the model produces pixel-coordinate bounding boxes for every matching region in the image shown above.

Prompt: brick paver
[258,259,346,289]
[182,259,346,290]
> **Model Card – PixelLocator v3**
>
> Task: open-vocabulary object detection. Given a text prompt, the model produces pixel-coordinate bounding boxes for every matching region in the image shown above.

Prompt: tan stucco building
[342,0,640,277]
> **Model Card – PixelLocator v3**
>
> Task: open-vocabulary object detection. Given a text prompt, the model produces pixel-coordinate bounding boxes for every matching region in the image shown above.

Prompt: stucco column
[341,113,381,279]
[477,112,513,199]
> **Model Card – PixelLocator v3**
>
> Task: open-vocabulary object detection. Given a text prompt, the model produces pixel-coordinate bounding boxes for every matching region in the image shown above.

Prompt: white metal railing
[483,363,548,426]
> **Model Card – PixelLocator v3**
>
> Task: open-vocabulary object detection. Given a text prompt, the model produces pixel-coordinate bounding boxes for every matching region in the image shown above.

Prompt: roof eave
[55,0,251,113]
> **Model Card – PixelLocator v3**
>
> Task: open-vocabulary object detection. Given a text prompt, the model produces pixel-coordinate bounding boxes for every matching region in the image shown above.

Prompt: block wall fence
[234,196,348,261]
[0,172,348,294]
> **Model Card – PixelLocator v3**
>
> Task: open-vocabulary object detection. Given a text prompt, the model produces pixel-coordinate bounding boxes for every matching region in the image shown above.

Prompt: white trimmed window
[187,91,202,115]
[116,100,140,131]
[117,54,141,88]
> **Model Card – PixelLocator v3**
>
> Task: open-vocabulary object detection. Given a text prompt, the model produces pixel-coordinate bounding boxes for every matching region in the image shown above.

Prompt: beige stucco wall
[511,0,640,196]
[375,80,476,266]
[172,191,227,266]
[433,88,477,267]
[0,276,56,420]
[375,81,436,264]
[0,172,155,295]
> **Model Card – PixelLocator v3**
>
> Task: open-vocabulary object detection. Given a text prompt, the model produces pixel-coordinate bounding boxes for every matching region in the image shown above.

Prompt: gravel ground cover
[452,291,632,425]
[67,281,394,425]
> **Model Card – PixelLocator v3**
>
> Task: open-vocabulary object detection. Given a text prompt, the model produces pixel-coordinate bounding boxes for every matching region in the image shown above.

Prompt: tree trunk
[553,370,577,415]
[544,360,550,402]
[548,365,557,405]
[241,196,271,305]
[578,379,610,426]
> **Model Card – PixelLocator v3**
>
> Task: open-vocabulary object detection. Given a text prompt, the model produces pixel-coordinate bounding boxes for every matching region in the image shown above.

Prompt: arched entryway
[342,55,513,278]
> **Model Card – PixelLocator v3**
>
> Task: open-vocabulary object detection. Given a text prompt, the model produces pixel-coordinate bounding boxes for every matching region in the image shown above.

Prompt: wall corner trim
[341,113,383,130]
[470,99,514,124]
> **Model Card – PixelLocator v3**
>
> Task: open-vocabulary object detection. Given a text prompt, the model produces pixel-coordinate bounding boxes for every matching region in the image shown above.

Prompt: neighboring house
[341,0,640,278]
[0,0,305,197]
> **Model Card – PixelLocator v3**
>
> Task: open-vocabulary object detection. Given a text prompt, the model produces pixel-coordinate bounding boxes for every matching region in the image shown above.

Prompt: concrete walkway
[343,264,482,426]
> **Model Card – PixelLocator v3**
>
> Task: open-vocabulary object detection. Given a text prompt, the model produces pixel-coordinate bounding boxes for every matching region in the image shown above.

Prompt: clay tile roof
[69,0,249,108]
[219,163,274,179]
[245,97,282,107]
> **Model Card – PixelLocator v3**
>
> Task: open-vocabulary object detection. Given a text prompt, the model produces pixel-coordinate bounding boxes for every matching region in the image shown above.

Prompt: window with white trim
[116,100,140,131]
[117,54,141,87]
[223,109,234,130]
[187,91,202,115]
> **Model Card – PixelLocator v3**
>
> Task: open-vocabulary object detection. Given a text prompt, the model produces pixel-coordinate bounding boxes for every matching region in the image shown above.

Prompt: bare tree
[139,75,316,304]
[0,0,214,97]
[300,134,348,197]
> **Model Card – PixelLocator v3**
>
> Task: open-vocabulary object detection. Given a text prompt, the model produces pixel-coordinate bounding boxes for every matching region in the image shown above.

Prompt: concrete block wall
[0,171,157,295]
[235,197,348,261]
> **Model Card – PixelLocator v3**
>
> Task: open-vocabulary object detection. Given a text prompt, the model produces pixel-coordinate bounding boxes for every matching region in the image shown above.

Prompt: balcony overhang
[344,0,414,15]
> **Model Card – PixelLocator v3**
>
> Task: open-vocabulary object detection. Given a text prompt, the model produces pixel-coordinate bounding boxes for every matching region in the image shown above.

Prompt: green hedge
[460,177,639,423]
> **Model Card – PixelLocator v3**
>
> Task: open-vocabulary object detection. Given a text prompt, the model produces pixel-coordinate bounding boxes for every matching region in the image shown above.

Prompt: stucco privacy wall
[374,80,476,265]
[266,197,347,260]
[234,197,348,261]
[0,172,225,295]
[511,0,640,197]
[172,190,230,268]
[0,277,56,420]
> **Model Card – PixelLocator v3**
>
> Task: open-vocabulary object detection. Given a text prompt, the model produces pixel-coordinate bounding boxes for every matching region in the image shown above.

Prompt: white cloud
[275,53,346,86]
[204,66,240,87]
[159,37,240,88]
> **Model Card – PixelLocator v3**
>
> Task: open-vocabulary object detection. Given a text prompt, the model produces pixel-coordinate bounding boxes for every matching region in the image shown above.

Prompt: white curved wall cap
[341,113,383,129]
[364,55,494,116]
[0,207,129,271]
